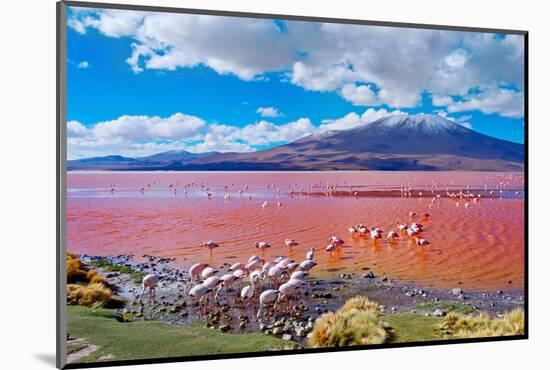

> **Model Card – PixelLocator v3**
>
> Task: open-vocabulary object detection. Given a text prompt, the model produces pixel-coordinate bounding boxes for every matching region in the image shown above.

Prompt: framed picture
[57,1,527,368]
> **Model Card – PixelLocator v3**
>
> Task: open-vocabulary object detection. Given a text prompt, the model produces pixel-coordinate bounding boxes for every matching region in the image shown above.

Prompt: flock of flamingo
[137,204,438,321]
[124,178,519,323]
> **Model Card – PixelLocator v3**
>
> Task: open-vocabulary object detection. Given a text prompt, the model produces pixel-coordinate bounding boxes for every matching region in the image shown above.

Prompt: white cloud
[67,108,408,158]
[68,9,524,116]
[319,108,406,132]
[77,61,90,69]
[435,88,524,118]
[340,84,380,106]
[256,107,282,118]
[435,111,473,129]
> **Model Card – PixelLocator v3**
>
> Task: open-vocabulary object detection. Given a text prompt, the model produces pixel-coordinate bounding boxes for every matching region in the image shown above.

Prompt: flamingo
[387,231,399,239]
[290,270,308,281]
[138,274,161,304]
[276,279,303,312]
[189,283,213,313]
[203,275,222,289]
[245,258,262,272]
[257,289,280,319]
[370,229,382,241]
[416,238,430,246]
[188,263,208,288]
[407,228,419,237]
[229,262,245,271]
[276,257,294,269]
[248,255,260,263]
[268,265,286,286]
[215,273,237,302]
[241,283,256,306]
[201,266,218,279]
[299,259,317,272]
[409,211,417,217]
[306,247,315,260]
[255,241,271,251]
[326,242,338,256]
[348,226,358,235]
[357,225,369,236]
[286,262,299,274]
[330,236,345,247]
[203,240,219,256]
[285,239,299,248]
[261,261,276,274]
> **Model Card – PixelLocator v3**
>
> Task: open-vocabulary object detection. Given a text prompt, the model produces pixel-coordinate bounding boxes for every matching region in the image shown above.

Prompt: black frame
[56,1,529,368]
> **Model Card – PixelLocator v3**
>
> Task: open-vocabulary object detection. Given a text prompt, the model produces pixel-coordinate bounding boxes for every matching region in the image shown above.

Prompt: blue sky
[66,7,525,159]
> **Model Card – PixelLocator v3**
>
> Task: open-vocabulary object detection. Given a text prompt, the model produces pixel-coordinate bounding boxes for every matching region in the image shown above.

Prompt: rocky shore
[76,253,524,347]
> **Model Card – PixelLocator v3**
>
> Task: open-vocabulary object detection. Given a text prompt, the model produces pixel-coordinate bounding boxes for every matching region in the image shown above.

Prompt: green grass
[384,313,441,343]
[67,306,291,363]
[415,301,476,315]
[88,260,147,283]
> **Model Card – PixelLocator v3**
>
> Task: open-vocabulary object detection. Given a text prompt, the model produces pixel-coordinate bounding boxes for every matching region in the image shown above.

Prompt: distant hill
[68,114,524,171]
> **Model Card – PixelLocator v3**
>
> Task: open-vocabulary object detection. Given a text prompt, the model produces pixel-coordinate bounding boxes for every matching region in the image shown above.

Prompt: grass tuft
[436,309,524,338]
[309,296,389,347]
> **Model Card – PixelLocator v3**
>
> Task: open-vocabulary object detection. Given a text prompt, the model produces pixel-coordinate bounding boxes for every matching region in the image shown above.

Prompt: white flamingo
[229,262,245,271]
[306,247,315,260]
[257,289,279,319]
[138,274,161,304]
[201,266,218,279]
[188,263,208,288]
[215,273,237,302]
[299,259,317,272]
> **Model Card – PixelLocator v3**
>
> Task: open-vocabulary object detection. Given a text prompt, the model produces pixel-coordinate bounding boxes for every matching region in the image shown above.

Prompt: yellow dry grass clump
[67,283,113,307]
[437,309,524,339]
[309,296,390,347]
[66,253,119,307]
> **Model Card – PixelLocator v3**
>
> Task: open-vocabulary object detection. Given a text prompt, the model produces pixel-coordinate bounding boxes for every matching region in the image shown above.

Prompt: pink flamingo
[202,240,219,257]
[326,242,338,256]
[387,231,399,239]
[416,238,430,246]
[255,241,271,252]
[285,239,299,248]
[306,247,315,260]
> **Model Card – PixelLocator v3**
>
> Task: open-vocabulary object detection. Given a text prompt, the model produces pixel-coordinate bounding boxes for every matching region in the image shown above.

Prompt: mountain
[68,114,524,171]
[68,150,219,170]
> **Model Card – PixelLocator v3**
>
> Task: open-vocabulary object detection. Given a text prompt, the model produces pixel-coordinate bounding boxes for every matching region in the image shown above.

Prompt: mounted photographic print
[57,1,527,368]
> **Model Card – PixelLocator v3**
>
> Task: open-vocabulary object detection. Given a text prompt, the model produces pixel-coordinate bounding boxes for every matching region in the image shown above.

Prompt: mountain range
[67,114,524,171]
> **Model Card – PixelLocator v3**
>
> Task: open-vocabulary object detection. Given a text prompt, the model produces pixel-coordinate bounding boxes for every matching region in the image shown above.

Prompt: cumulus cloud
[256,106,283,118]
[68,9,523,115]
[77,61,90,69]
[340,84,380,106]
[434,88,524,118]
[67,108,408,158]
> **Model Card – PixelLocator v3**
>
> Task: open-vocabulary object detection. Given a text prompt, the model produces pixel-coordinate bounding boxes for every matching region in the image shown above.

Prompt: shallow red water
[67,171,524,292]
